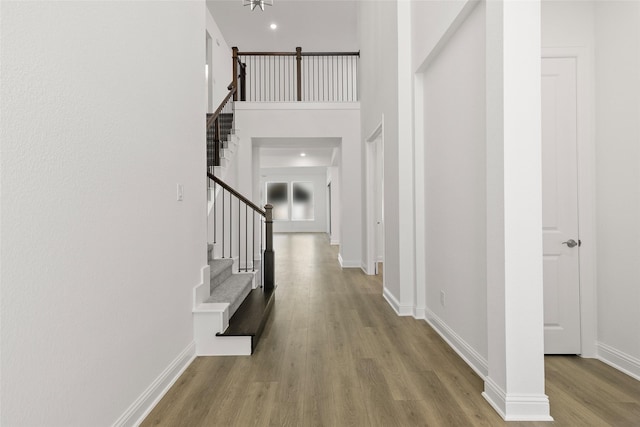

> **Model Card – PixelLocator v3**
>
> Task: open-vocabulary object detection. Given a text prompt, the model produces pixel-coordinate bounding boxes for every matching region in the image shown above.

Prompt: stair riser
[210,263,233,293]
[195,335,252,356]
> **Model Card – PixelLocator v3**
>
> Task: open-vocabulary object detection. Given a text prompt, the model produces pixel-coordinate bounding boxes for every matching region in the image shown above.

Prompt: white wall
[206,7,233,108]
[358,0,402,300]
[260,167,328,233]
[410,1,550,419]
[542,0,595,48]
[542,0,640,377]
[594,1,640,373]
[541,0,598,357]
[234,103,361,267]
[1,2,206,425]
[421,2,487,362]
[411,0,468,72]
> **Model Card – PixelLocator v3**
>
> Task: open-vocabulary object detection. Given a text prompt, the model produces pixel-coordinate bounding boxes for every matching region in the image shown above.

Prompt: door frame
[542,47,597,357]
[365,120,384,278]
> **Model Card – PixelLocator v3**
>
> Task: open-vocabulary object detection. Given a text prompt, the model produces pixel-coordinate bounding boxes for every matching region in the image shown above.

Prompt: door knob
[562,239,578,248]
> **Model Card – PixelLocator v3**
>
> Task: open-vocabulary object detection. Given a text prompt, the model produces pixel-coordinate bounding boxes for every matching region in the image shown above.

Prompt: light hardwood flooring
[143,233,640,426]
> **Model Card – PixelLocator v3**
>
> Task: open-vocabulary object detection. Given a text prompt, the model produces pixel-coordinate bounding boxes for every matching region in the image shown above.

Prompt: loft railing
[208,173,274,291]
[232,47,359,102]
[207,82,236,172]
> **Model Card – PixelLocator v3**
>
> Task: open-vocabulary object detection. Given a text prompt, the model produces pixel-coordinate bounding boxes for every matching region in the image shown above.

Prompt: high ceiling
[206,0,359,52]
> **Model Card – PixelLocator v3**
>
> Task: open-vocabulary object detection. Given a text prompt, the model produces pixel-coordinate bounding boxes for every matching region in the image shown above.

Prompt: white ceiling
[256,137,339,168]
[206,0,359,52]
[261,147,334,168]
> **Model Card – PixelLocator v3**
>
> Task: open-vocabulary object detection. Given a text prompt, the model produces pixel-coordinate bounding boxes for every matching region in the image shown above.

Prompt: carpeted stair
[205,245,253,320]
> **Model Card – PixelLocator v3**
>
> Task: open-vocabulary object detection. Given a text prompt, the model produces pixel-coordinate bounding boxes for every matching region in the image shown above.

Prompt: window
[292,182,314,221]
[265,181,315,221]
[266,182,289,220]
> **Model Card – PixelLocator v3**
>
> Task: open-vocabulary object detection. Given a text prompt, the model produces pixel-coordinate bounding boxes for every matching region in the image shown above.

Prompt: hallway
[143,233,640,426]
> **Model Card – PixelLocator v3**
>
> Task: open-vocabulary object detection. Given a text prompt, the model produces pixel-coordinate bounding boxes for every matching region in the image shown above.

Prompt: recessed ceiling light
[270,23,277,30]
[300,153,306,157]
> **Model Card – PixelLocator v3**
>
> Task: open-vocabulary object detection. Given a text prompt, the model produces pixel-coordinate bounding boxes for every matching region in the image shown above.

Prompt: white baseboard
[597,342,640,381]
[360,263,369,275]
[424,309,488,378]
[113,342,196,427]
[382,287,413,316]
[338,253,360,268]
[414,307,426,320]
[383,287,400,313]
[482,377,553,422]
[330,238,340,245]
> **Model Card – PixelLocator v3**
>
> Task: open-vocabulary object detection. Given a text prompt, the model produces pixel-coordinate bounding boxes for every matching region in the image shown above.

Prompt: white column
[484,0,552,421]
[397,0,416,314]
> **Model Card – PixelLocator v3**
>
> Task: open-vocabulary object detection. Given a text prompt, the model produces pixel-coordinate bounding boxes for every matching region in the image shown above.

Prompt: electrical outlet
[177,184,184,201]
[440,290,446,307]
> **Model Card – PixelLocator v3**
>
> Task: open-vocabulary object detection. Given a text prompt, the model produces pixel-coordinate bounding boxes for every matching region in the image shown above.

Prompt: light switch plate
[177,184,184,201]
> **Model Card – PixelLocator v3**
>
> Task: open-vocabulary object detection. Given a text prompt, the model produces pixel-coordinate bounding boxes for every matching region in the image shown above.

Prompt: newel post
[232,46,239,101]
[263,204,275,291]
[214,118,221,167]
[239,63,247,101]
[295,47,302,101]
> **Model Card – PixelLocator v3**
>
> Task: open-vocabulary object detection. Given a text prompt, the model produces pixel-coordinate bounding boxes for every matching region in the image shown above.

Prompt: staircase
[207,112,235,171]
[193,243,274,355]
[206,84,237,177]
[195,84,275,356]
[206,248,253,319]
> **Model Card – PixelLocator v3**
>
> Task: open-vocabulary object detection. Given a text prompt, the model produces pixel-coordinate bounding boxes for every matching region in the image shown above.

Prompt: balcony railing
[233,47,359,103]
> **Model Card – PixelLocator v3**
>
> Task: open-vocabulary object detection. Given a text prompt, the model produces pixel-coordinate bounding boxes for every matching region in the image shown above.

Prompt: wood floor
[142,233,640,426]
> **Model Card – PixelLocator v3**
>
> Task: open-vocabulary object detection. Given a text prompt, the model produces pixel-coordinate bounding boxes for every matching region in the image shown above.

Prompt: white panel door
[541,57,581,354]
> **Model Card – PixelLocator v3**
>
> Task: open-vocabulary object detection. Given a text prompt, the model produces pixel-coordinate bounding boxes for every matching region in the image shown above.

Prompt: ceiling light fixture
[300,153,306,157]
[270,23,277,30]
[243,0,273,11]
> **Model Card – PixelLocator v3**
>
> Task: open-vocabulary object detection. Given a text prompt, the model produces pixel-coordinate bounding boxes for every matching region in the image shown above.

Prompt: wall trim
[413,74,427,319]
[338,253,360,268]
[597,342,640,381]
[360,262,369,275]
[482,377,553,422]
[193,264,211,307]
[383,287,413,316]
[113,342,196,427]
[424,309,488,378]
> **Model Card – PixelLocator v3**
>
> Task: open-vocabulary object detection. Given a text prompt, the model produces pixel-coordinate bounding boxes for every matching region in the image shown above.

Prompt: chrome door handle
[562,239,578,248]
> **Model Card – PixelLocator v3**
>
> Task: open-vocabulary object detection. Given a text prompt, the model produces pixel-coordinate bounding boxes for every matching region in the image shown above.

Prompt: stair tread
[218,287,275,337]
[205,273,253,305]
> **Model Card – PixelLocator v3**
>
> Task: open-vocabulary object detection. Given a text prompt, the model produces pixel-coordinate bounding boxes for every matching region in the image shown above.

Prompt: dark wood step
[216,286,275,354]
